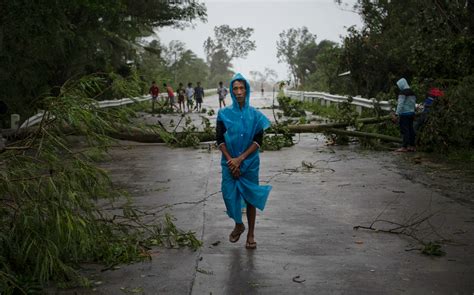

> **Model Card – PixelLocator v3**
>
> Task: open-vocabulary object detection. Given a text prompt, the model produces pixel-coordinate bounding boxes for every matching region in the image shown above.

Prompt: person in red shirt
[149,81,160,115]
[163,83,175,109]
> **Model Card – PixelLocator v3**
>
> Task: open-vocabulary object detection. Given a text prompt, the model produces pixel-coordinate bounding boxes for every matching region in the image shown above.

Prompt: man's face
[232,80,246,105]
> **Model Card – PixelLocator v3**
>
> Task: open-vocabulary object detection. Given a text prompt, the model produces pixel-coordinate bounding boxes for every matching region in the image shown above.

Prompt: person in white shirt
[185,82,195,113]
[217,81,228,109]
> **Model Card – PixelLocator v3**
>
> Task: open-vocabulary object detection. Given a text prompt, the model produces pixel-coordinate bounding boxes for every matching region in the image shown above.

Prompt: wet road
[68,92,474,294]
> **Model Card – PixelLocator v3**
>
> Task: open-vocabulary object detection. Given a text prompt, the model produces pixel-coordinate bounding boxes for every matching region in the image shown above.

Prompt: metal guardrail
[285,90,393,112]
[19,95,150,129]
[11,88,388,130]
[18,89,216,129]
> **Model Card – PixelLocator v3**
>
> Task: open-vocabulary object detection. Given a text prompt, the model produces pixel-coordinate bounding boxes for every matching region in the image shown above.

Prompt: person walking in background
[185,82,194,113]
[215,73,272,250]
[149,81,160,115]
[392,78,417,152]
[177,82,186,113]
[194,81,204,112]
[217,81,228,109]
[164,83,175,110]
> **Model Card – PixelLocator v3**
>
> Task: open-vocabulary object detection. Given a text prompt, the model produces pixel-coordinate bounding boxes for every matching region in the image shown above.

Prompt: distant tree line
[0,0,262,126]
[0,0,206,119]
[278,0,474,96]
[0,1,258,122]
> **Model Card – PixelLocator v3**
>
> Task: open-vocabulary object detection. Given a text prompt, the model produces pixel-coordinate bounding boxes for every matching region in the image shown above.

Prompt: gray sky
[155,0,362,81]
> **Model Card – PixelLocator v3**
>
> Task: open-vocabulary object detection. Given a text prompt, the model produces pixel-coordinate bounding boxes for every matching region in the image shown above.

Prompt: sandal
[245,241,257,250]
[229,226,245,243]
[395,147,409,152]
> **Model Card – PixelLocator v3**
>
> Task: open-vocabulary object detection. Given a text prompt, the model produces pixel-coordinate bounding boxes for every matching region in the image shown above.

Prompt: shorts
[152,95,158,101]
[178,95,185,103]
[195,97,203,103]
[219,96,225,101]
[169,96,175,104]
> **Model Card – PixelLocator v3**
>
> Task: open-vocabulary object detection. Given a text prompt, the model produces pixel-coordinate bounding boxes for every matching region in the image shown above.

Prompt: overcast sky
[155,0,362,82]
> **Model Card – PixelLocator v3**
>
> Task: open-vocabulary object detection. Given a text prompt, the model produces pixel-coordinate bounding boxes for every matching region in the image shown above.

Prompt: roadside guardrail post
[11,114,20,129]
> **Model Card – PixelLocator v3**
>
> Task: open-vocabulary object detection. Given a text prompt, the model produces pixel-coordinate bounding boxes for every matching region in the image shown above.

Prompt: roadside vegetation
[0,76,203,294]
[0,1,210,291]
[275,1,473,158]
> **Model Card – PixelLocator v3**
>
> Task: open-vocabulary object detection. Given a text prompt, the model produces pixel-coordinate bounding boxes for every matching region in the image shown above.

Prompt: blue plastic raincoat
[217,73,272,223]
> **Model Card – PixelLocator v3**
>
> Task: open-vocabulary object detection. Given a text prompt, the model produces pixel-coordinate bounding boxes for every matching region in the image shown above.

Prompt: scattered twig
[292,275,305,283]
[353,194,451,252]
[172,114,186,133]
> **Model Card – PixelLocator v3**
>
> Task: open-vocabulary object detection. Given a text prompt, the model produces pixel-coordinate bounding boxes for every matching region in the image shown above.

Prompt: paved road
[64,92,474,294]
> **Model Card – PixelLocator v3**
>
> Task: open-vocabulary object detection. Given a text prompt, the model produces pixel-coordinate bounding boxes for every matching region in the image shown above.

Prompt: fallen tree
[106,115,397,144]
[3,115,397,146]
[285,115,391,133]
[324,128,401,143]
[108,125,215,144]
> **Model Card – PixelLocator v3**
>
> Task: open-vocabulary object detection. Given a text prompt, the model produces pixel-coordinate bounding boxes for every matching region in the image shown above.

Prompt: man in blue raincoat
[215,73,272,250]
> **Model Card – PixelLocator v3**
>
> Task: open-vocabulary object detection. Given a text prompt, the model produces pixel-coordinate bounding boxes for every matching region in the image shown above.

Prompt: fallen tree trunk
[286,115,391,133]
[108,128,215,143]
[108,126,401,144]
[3,115,396,144]
[325,128,401,143]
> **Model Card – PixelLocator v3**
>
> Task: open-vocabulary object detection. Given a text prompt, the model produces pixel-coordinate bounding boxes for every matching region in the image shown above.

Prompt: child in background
[194,82,205,112]
[177,82,186,113]
[164,83,176,109]
[149,81,159,115]
[414,87,444,132]
[185,82,195,113]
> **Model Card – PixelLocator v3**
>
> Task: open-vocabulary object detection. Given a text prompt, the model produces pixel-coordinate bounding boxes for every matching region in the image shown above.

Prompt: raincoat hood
[396,78,410,90]
[229,73,251,110]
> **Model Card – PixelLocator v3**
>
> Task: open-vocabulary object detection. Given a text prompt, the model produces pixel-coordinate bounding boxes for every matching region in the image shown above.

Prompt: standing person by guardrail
[149,81,160,115]
[164,83,176,109]
[185,82,195,113]
[177,82,186,113]
[194,81,204,112]
[392,78,417,153]
[414,87,444,132]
